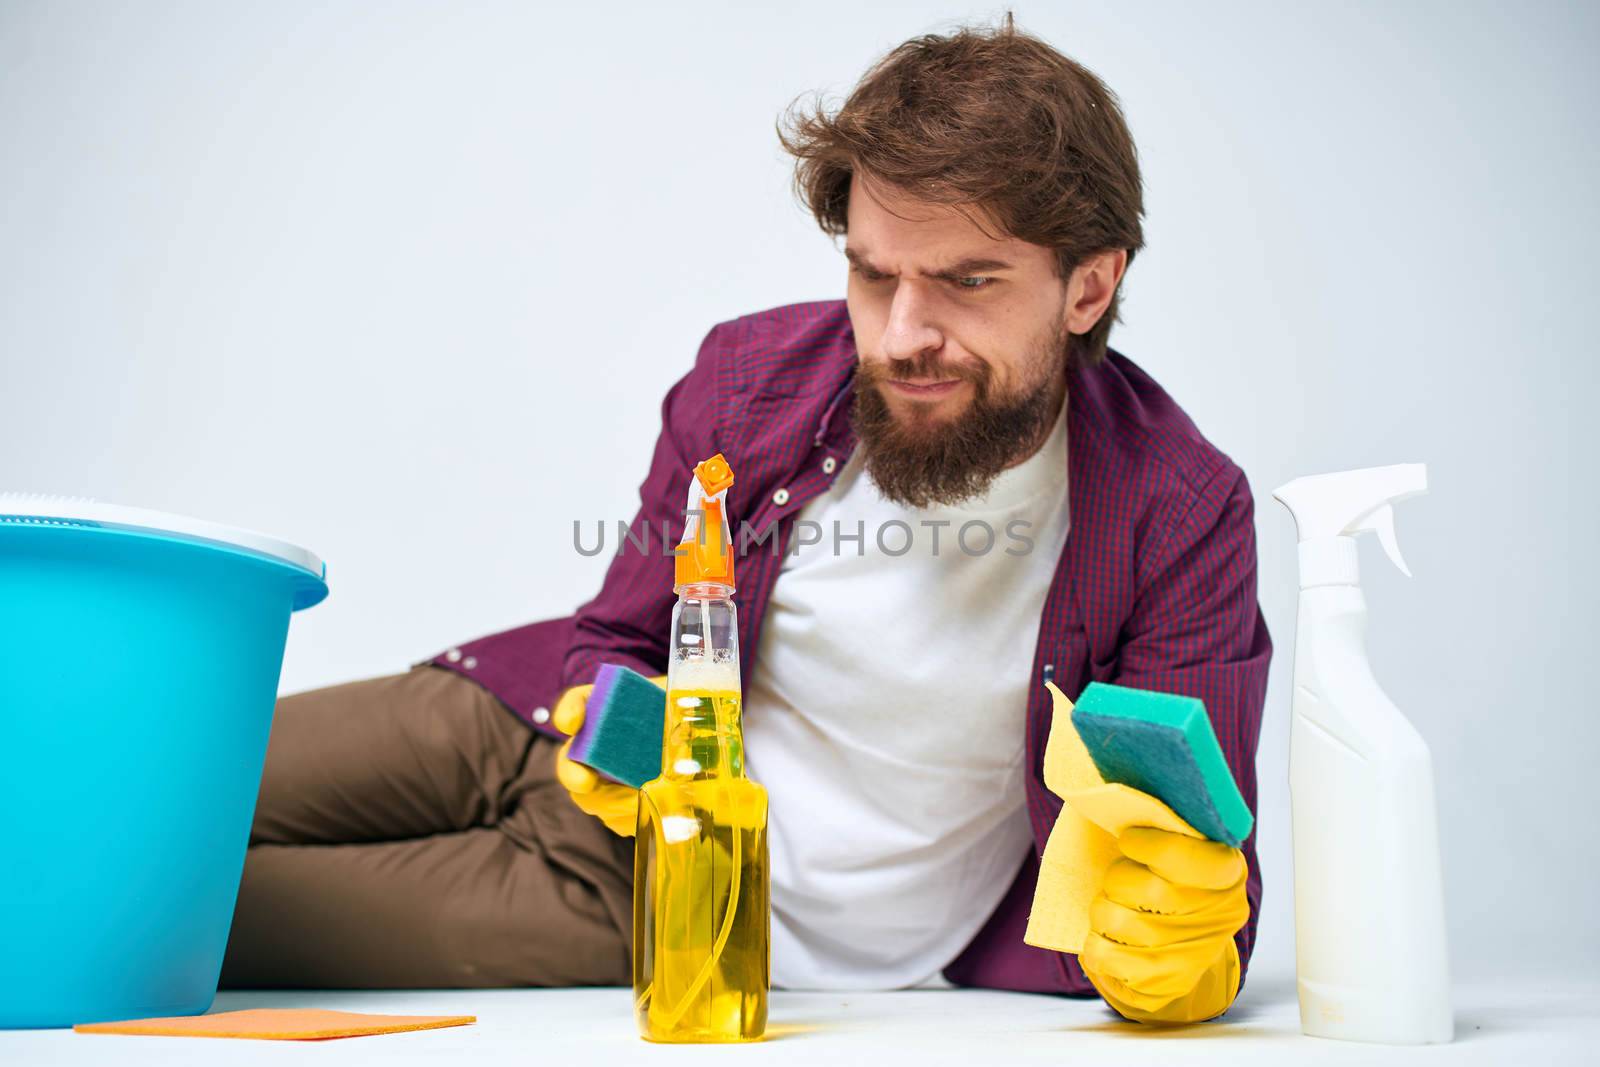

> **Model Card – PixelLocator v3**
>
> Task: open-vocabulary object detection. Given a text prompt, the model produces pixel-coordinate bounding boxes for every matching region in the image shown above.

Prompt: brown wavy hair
[777,12,1145,368]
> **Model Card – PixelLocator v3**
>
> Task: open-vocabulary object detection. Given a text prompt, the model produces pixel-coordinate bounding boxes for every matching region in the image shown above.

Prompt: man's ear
[1064,249,1129,335]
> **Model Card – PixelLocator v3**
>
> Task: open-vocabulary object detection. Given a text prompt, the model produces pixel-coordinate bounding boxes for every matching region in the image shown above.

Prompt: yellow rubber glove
[1025,681,1250,1025]
[552,675,668,837]
[1078,825,1250,1024]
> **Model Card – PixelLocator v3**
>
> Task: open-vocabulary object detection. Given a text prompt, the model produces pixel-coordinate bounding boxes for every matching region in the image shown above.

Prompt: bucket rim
[0,493,327,608]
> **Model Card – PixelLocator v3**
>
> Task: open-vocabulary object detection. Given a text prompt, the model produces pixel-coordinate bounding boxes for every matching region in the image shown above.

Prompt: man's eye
[956,276,992,290]
[851,265,890,283]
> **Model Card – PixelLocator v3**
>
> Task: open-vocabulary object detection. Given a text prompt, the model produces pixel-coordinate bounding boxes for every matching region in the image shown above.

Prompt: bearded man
[222,16,1270,1026]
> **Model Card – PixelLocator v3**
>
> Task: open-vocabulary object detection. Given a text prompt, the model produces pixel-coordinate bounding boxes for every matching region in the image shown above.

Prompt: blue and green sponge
[1071,682,1254,848]
[567,664,666,789]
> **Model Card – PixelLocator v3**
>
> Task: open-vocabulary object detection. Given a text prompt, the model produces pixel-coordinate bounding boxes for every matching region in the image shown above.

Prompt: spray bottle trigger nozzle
[1352,503,1411,577]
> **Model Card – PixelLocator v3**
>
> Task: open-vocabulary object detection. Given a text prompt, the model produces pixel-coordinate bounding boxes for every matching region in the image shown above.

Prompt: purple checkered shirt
[427,299,1271,999]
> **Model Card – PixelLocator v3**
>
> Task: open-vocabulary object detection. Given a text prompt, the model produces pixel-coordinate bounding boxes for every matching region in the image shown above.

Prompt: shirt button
[773,488,790,506]
[821,456,837,475]
[462,656,478,670]
[446,648,462,663]
[532,706,551,725]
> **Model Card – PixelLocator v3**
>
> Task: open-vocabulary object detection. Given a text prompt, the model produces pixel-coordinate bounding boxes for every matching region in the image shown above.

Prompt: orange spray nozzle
[675,453,736,590]
[695,454,734,497]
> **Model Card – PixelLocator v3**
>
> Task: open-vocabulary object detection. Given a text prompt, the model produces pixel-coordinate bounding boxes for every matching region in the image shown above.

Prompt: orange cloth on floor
[74,1007,475,1040]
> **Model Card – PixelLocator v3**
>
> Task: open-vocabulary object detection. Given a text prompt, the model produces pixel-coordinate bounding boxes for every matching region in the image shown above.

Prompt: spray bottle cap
[1272,463,1427,588]
[675,453,736,591]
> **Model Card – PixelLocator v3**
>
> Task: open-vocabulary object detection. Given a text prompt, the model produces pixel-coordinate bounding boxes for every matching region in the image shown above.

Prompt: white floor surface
[4,979,1596,1065]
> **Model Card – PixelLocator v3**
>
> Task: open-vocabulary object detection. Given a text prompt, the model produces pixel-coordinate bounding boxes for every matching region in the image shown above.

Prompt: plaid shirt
[428,299,1271,998]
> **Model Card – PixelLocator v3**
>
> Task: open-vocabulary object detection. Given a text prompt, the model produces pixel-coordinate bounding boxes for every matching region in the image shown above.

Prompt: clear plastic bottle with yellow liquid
[634,453,769,1043]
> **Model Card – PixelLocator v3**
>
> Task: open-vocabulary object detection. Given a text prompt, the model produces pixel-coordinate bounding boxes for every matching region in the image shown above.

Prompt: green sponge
[1071,682,1254,848]
[567,664,666,789]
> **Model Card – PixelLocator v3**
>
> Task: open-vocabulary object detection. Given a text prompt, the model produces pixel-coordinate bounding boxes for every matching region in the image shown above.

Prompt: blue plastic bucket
[0,501,326,1028]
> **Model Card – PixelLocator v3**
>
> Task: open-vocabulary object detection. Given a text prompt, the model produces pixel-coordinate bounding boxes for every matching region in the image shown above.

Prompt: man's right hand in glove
[553,678,665,837]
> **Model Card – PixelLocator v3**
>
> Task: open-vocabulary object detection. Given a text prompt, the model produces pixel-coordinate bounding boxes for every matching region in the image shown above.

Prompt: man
[222,16,1269,1026]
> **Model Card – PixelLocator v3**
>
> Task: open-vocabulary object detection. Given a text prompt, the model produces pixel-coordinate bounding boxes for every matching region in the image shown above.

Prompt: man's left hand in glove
[1077,823,1250,1024]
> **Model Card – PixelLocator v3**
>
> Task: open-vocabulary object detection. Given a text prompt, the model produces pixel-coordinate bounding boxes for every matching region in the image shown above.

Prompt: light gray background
[3,1,1595,990]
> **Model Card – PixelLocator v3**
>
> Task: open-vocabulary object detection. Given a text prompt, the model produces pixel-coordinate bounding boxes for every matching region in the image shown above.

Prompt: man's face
[844,172,1072,507]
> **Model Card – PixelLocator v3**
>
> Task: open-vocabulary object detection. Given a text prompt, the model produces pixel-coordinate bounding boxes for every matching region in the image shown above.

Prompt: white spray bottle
[1273,464,1452,1045]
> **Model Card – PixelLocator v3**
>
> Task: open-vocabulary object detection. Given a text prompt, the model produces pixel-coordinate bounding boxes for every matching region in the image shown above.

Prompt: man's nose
[880,283,943,364]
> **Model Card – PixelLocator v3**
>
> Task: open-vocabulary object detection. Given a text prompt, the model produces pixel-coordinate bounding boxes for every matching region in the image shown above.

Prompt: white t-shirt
[742,395,1071,990]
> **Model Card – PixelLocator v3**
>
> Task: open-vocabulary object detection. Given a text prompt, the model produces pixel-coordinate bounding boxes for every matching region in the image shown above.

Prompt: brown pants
[218,665,634,988]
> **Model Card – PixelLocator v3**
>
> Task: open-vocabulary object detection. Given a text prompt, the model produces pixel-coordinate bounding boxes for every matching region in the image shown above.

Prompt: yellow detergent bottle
[634,452,769,1043]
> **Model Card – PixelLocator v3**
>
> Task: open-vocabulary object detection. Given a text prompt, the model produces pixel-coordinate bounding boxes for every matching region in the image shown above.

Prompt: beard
[850,317,1068,510]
